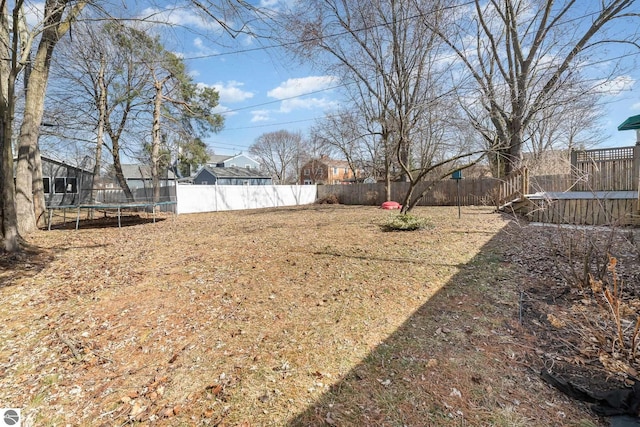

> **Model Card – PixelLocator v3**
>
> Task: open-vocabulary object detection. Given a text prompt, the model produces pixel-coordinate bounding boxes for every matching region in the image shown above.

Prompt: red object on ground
[381,201,402,210]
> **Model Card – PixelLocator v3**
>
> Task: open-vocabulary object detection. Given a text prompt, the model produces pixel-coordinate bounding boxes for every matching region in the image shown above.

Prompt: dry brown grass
[0,206,601,426]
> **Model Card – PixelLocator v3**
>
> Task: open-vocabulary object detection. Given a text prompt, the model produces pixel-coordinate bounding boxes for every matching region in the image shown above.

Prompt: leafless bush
[316,194,340,205]
[551,225,616,289]
[586,257,640,366]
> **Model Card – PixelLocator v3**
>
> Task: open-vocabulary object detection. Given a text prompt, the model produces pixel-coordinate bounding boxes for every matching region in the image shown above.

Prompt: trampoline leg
[118,207,121,228]
[75,207,81,230]
[48,209,52,231]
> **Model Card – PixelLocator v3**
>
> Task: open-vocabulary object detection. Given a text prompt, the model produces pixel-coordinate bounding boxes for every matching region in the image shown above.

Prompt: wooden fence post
[633,145,640,192]
[635,146,640,212]
[522,167,529,195]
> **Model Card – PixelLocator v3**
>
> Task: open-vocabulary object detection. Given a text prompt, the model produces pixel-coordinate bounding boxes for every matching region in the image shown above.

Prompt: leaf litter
[0,205,630,426]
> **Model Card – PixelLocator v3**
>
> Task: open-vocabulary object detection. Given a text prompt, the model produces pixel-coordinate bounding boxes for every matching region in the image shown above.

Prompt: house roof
[199,166,271,179]
[208,154,233,164]
[208,153,259,166]
[17,155,93,174]
[306,156,351,168]
[121,164,176,180]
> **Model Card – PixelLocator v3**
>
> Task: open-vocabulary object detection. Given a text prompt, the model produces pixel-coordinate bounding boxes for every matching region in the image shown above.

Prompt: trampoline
[47,201,176,230]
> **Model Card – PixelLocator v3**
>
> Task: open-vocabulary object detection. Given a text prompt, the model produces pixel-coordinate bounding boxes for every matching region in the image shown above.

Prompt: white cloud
[187,37,220,58]
[139,7,225,32]
[279,97,338,113]
[260,0,280,7]
[207,81,255,103]
[267,76,338,99]
[631,102,640,111]
[251,110,271,122]
[23,2,45,28]
[211,105,237,117]
[596,75,635,96]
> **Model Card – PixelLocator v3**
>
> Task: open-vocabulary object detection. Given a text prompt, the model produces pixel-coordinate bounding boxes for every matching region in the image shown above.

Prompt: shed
[37,156,92,207]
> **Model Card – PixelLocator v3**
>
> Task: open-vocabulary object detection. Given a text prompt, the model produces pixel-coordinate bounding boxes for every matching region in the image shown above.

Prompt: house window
[201,180,208,185]
[304,179,312,185]
[66,177,77,193]
[54,177,77,194]
[333,167,338,174]
[54,177,66,193]
[43,177,50,194]
[304,169,310,176]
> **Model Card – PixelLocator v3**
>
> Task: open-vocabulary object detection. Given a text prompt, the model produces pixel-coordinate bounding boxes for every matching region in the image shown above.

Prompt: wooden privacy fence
[571,145,640,191]
[318,178,501,207]
[497,167,529,206]
[317,173,595,207]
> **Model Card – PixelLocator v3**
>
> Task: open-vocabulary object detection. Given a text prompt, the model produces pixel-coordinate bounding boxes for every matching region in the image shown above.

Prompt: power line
[221,116,322,131]
[217,82,353,115]
[179,1,477,61]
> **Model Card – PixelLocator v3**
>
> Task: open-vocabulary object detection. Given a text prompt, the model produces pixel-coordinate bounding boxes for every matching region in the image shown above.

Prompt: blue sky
[139,2,345,156]
[140,2,640,156]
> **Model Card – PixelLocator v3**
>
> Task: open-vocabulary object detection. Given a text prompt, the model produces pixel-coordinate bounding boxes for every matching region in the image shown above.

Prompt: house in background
[207,153,259,170]
[121,164,176,190]
[17,156,93,207]
[299,155,361,185]
[193,166,272,185]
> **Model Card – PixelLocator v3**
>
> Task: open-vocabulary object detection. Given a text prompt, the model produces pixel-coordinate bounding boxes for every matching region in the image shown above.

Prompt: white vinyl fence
[176,184,317,214]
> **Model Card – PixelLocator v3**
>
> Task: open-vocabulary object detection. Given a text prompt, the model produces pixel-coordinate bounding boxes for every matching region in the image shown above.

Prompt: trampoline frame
[47,201,176,230]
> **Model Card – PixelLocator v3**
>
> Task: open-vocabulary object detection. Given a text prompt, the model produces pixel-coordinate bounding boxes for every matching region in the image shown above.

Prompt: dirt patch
[0,205,633,426]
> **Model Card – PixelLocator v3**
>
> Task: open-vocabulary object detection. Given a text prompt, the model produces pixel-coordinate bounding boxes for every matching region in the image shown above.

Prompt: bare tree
[424,0,640,177]
[14,0,87,234]
[1,1,260,250]
[1,0,86,250]
[249,130,304,184]
[138,36,222,203]
[526,91,605,159]
[0,0,19,251]
[51,21,223,204]
[310,109,371,182]
[281,0,483,212]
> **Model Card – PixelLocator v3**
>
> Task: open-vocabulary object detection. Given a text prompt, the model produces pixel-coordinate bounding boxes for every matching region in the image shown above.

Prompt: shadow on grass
[0,243,53,289]
[313,250,470,267]
[287,222,595,427]
[46,215,165,230]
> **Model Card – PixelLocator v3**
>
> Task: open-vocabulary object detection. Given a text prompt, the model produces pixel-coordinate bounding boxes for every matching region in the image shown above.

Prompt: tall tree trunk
[15,54,49,233]
[91,54,107,206]
[1,110,19,252]
[1,1,20,251]
[111,137,134,202]
[151,79,164,206]
[15,0,87,234]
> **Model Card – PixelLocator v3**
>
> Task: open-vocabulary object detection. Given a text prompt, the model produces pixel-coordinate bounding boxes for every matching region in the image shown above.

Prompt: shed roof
[121,164,176,180]
[17,156,92,174]
[618,114,640,131]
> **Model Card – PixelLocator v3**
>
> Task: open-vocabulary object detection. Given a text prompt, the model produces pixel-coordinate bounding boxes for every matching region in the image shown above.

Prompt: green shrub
[381,213,433,231]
